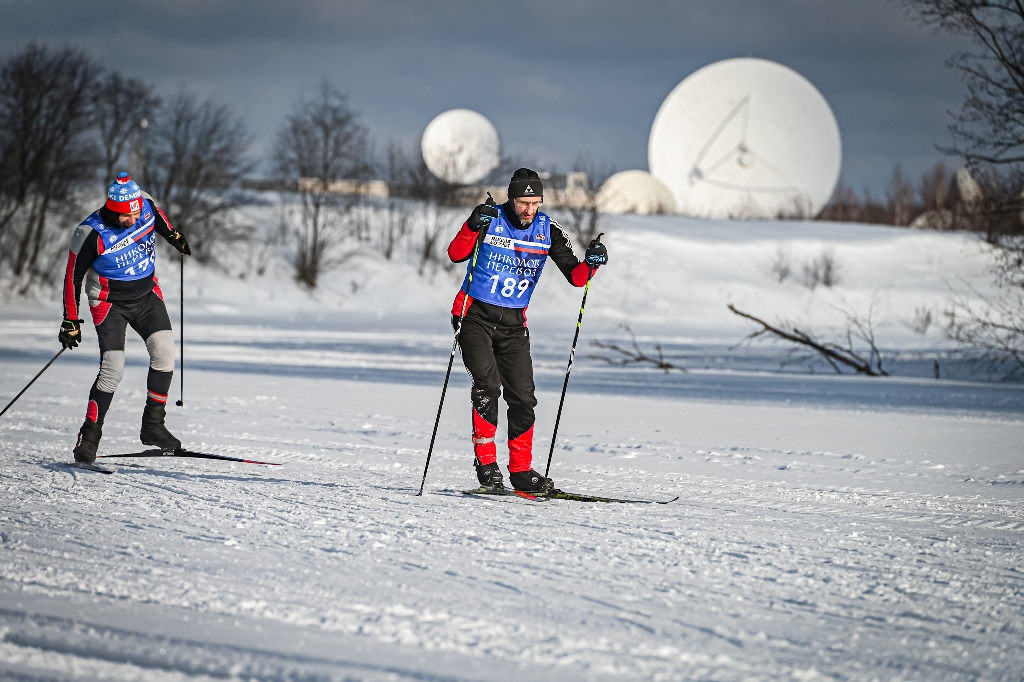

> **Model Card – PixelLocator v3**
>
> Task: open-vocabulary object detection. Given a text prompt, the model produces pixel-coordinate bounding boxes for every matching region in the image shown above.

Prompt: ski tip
[661,496,680,504]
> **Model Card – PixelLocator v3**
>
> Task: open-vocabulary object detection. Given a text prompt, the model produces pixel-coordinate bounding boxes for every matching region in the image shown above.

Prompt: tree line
[0,43,505,293]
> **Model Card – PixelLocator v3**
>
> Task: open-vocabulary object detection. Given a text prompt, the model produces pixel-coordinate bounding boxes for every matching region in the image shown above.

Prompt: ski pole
[0,348,65,419]
[544,234,603,478]
[417,194,494,496]
[175,252,184,407]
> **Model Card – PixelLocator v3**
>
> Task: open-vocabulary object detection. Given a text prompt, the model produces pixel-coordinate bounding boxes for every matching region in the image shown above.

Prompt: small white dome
[597,170,677,215]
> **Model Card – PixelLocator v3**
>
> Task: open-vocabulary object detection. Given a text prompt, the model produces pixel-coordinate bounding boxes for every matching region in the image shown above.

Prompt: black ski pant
[454,300,537,471]
[86,290,174,425]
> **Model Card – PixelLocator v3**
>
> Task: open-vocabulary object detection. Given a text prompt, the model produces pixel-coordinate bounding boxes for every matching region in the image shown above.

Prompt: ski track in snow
[2,333,1023,681]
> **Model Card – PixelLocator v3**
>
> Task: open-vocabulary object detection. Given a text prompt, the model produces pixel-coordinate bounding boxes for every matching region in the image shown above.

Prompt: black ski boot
[73,420,102,463]
[140,403,181,452]
[509,469,555,494]
[474,458,505,488]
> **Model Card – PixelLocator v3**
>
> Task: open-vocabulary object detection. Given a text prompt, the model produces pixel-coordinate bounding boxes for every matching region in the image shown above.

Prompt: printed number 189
[489,275,530,298]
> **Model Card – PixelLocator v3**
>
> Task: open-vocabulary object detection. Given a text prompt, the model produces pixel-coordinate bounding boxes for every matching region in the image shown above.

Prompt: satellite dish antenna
[421,109,500,185]
[648,58,841,219]
[597,170,676,215]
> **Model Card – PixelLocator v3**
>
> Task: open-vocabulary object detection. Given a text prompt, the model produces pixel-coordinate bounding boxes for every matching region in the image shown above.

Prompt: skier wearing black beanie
[447,168,609,493]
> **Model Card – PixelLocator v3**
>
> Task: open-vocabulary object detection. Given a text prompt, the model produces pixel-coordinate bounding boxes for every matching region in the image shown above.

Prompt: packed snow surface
[1,214,1022,680]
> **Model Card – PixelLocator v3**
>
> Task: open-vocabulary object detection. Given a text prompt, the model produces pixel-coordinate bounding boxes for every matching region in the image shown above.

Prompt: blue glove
[584,235,607,267]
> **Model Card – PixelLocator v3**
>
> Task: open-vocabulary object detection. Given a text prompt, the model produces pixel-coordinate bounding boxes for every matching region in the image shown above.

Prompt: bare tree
[589,324,687,373]
[889,164,916,225]
[145,91,254,262]
[92,72,160,185]
[769,246,792,283]
[818,180,900,225]
[729,303,889,376]
[944,282,1024,378]
[400,151,460,276]
[274,81,368,288]
[801,247,841,289]
[378,142,413,260]
[904,0,1024,167]
[903,1,1024,376]
[919,160,952,212]
[0,44,100,288]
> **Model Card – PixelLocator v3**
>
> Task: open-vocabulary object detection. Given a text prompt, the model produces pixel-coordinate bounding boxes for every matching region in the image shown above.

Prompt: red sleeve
[569,263,594,287]
[447,223,478,263]
[63,249,79,320]
[63,228,99,320]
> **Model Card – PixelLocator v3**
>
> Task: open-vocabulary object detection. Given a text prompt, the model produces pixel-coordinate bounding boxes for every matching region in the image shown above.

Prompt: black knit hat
[508,168,543,199]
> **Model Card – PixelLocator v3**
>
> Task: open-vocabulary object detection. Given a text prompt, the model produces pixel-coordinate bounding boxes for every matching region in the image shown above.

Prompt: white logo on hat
[524,185,534,195]
[129,199,140,212]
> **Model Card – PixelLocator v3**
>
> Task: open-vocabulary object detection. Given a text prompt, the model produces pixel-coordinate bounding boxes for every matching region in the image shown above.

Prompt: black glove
[59,319,83,349]
[167,230,191,256]
[584,234,608,267]
[467,203,499,232]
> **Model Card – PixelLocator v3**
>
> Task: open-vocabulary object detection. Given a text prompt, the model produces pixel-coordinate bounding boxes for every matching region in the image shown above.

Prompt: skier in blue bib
[447,168,609,493]
[59,173,191,463]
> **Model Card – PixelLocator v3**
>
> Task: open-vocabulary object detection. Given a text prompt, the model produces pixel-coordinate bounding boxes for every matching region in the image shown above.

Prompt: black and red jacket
[447,200,594,319]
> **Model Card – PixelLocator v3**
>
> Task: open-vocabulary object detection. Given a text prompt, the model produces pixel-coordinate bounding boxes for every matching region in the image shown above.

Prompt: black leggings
[85,290,174,425]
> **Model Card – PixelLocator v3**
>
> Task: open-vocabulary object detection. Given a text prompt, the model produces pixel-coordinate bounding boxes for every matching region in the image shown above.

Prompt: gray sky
[1,0,970,194]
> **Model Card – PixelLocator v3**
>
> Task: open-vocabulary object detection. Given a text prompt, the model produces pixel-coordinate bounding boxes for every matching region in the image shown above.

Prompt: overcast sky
[1,0,971,193]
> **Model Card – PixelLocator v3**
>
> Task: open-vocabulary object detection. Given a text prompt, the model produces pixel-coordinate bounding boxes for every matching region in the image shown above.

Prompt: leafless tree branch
[588,324,687,374]
[728,304,889,376]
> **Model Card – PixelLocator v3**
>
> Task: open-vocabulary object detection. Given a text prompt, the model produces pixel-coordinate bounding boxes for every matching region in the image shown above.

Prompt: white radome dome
[648,58,842,220]
[421,109,500,185]
[597,170,676,214]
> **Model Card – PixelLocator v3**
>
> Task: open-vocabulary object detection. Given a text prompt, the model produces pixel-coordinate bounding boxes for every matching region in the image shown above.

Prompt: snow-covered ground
[1,214,1022,680]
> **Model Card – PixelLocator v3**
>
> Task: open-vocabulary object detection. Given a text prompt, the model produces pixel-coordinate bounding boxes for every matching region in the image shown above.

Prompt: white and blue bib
[461,206,551,309]
[81,198,158,281]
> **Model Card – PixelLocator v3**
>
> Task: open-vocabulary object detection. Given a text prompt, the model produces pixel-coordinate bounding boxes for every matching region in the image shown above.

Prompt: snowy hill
[1,212,1021,680]
[153,211,1001,345]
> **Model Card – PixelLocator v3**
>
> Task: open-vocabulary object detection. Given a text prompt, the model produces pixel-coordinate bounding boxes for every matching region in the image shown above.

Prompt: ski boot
[140,403,181,452]
[474,458,505,488]
[509,469,555,494]
[73,420,102,463]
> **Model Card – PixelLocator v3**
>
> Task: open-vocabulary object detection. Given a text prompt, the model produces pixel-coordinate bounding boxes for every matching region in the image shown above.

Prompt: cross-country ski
[97,449,282,466]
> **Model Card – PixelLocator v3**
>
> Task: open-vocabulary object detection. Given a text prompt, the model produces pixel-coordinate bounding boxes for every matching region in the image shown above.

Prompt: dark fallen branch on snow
[727,304,888,376]
[588,324,686,374]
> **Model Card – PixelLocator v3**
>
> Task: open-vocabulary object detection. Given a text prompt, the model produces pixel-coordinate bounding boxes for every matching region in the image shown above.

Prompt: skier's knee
[145,330,175,372]
[471,387,500,422]
[95,350,125,393]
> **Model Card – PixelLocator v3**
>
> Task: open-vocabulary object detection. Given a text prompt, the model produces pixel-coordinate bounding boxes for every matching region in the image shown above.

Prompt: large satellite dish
[648,58,841,219]
[421,109,500,185]
[597,170,676,215]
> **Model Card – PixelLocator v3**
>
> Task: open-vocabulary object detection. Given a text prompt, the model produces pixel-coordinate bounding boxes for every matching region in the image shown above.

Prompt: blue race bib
[461,206,551,309]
